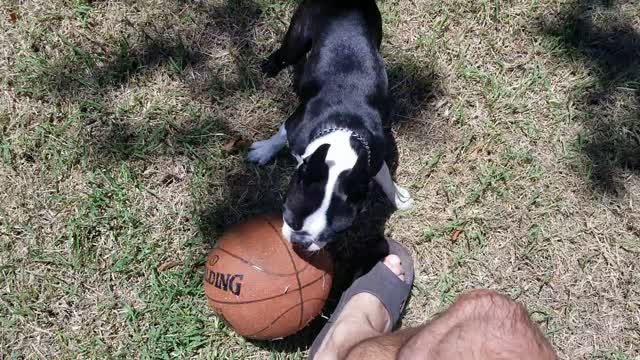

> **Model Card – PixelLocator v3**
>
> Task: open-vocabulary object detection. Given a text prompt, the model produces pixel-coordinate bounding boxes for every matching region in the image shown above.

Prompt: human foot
[313,255,406,359]
[334,255,406,331]
[309,240,414,360]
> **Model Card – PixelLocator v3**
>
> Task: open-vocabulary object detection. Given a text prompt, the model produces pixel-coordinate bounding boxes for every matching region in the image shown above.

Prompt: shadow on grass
[14,0,264,103]
[539,0,640,194]
[387,56,443,129]
[39,0,270,164]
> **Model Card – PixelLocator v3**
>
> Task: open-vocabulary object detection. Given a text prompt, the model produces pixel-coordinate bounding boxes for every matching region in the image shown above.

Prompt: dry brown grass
[0,0,638,358]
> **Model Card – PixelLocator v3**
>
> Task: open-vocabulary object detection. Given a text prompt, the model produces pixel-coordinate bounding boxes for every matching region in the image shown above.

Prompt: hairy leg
[346,290,557,360]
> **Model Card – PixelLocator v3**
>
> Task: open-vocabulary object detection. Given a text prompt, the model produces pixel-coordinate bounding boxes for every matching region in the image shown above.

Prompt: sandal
[308,239,414,359]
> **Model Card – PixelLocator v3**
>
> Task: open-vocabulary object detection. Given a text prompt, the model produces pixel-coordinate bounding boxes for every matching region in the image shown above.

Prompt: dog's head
[282,134,370,251]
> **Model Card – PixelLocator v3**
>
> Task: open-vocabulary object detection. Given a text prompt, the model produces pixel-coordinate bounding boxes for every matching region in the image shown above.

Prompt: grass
[1,0,639,358]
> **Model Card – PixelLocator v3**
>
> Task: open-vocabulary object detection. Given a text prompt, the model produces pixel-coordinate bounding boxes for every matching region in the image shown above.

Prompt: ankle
[358,294,392,333]
[320,315,383,359]
[316,294,391,359]
[337,293,392,333]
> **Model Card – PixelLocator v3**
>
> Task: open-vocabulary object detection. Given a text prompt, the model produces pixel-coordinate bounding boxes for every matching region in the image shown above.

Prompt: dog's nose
[290,232,312,247]
[290,233,323,251]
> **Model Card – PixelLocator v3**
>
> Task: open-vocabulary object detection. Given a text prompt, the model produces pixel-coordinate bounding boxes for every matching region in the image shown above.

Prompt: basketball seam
[244,298,328,339]
[204,273,327,305]
[213,247,311,276]
[263,216,305,329]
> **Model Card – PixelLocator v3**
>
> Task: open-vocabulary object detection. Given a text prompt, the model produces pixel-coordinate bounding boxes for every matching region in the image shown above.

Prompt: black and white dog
[248,0,412,251]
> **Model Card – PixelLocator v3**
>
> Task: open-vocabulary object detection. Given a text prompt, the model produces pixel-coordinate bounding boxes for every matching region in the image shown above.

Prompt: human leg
[345,289,557,360]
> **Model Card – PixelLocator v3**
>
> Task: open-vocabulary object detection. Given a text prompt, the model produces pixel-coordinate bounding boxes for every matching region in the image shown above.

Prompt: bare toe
[383,254,405,281]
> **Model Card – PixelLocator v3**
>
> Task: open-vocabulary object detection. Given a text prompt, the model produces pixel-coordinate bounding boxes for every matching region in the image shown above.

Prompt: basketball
[203,214,333,340]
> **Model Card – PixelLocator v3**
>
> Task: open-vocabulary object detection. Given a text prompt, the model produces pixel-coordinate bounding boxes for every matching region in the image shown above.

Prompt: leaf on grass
[9,12,19,24]
[157,260,181,272]
[222,137,248,152]
[451,229,463,242]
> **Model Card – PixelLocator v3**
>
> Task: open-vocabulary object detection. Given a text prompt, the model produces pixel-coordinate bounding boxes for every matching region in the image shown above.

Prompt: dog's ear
[345,154,369,200]
[303,144,331,184]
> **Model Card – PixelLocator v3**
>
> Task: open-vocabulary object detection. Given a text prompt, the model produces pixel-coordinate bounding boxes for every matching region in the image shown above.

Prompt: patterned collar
[311,127,371,167]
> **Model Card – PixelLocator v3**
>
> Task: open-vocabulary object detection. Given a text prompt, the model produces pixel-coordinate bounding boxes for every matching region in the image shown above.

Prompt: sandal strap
[308,240,414,359]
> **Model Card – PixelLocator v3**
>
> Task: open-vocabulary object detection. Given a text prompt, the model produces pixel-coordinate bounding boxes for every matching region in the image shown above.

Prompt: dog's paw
[261,52,283,78]
[247,140,278,165]
[393,183,414,211]
[261,59,281,78]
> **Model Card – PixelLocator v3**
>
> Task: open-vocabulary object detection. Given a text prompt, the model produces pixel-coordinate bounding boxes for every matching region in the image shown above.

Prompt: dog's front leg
[374,162,414,210]
[247,124,287,165]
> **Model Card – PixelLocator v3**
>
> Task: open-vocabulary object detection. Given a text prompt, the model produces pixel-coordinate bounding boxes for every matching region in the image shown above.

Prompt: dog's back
[289,0,388,159]
[298,0,385,101]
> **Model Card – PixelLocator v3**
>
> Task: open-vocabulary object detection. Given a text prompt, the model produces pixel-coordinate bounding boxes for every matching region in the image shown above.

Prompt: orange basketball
[203,214,333,340]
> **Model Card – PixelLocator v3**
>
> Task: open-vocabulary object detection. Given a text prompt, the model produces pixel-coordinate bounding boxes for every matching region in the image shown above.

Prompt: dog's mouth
[281,221,327,251]
[292,241,323,252]
[288,232,326,251]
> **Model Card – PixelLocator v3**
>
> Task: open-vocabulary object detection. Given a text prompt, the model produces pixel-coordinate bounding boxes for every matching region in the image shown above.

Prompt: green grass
[1,0,640,358]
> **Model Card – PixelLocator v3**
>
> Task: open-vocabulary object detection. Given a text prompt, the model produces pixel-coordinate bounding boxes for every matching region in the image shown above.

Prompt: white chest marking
[300,131,357,239]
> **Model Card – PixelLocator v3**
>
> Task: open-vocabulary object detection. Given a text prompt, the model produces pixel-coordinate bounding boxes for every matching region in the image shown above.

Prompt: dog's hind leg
[262,0,316,77]
[247,124,287,165]
[374,162,414,210]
